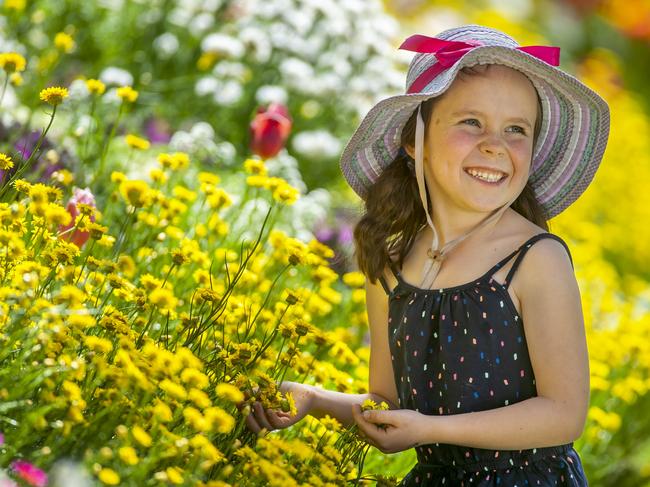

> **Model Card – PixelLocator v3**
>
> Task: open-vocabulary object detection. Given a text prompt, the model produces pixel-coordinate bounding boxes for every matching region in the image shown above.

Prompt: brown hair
[353,65,548,285]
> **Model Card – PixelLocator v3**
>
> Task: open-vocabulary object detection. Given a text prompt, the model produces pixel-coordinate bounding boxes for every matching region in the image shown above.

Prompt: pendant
[427,248,443,261]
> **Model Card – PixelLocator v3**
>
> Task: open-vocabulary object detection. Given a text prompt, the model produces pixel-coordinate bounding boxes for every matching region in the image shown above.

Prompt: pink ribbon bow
[399,35,561,94]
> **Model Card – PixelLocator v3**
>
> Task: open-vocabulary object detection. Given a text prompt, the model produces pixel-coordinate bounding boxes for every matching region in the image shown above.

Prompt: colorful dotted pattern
[379,233,588,486]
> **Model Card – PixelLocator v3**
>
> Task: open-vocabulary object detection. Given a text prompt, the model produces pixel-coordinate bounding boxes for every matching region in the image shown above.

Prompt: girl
[242,25,609,486]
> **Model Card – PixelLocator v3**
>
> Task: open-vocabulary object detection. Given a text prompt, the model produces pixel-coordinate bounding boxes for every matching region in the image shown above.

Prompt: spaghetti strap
[500,233,573,290]
[378,274,391,295]
[377,260,401,296]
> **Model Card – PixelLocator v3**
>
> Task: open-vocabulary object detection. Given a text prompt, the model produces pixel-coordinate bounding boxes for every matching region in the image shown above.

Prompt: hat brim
[339,45,610,219]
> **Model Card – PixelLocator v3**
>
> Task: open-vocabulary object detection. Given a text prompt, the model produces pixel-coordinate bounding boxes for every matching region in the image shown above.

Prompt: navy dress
[378,232,589,486]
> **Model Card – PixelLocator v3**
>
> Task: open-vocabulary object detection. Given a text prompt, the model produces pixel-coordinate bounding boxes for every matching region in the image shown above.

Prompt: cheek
[508,140,534,166]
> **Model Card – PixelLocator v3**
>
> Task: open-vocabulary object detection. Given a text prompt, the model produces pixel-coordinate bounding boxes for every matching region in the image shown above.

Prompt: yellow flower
[181,368,209,390]
[0,52,26,73]
[149,287,178,312]
[54,32,75,53]
[4,0,26,11]
[188,388,212,409]
[342,271,366,288]
[150,168,167,184]
[86,78,106,95]
[158,152,190,170]
[10,73,22,86]
[118,446,139,466]
[0,153,14,171]
[272,182,300,205]
[166,467,184,485]
[206,188,232,210]
[153,400,174,423]
[125,133,150,150]
[116,85,138,103]
[246,174,267,188]
[198,172,221,186]
[83,335,113,354]
[110,171,126,184]
[132,425,153,447]
[97,468,120,485]
[159,378,188,402]
[46,203,71,226]
[215,383,244,403]
[204,407,235,434]
[39,86,69,106]
[244,158,268,176]
[171,248,191,266]
[118,180,153,208]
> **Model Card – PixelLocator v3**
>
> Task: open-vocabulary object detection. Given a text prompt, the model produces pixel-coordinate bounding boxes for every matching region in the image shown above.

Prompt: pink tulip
[11,460,48,487]
[59,187,96,248]
[249,103,292,159]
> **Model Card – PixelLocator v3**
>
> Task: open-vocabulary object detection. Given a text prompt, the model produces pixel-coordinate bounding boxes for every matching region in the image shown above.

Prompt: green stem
[0,74,9,107]
[0,105,58,201]
[94,102,124,186]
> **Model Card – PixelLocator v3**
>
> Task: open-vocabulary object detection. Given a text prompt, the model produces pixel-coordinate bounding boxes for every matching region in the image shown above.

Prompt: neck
[427,203,506,248]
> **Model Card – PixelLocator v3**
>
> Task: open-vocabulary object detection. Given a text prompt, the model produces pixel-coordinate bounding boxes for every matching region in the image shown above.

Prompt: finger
[253,402,275,432]
[267,409,292,428]
[245,408,261,434]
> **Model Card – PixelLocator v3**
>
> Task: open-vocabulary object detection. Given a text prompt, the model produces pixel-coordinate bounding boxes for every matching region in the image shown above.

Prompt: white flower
[214,141,237,165]
[65,79,89,102]
[190,122,215,141]
[255,85,288,105]
[189,13,215,34]
[238,26,272,63]
[195,76,219,96]
[167,7,193,27]
[153,33,180,59]
[279,57,314,82]
[212,61,248,82]
[99,66,134,87]
[201,33,244,58]
[169,131,196,153]
[292,130,342,160]
[213,79,243,106]
[201,0,223,12]
[74,115,97,137]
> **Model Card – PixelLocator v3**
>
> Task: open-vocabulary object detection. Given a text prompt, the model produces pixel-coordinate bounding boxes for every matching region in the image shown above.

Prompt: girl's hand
[351,404,429,454]
[237,381,314,436]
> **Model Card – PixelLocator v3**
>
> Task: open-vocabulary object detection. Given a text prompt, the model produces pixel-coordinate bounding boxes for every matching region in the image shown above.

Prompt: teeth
[466,168,504,183]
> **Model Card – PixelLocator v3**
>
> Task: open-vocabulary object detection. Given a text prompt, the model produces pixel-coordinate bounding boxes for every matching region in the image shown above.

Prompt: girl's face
[422,64,538,217]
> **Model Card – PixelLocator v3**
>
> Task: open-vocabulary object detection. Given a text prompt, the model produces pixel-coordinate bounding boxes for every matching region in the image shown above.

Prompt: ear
[403,144,415,160]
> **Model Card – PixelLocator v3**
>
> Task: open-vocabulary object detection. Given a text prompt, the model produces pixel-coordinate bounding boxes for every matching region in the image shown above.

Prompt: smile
[464,168,507,184]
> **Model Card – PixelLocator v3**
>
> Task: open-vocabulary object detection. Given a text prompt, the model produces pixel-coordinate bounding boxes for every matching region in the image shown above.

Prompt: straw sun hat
[339,24,610,288]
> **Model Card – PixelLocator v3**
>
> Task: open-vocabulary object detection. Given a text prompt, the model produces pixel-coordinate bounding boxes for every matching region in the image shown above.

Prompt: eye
[506,125,527,135]
[461,118,481,127]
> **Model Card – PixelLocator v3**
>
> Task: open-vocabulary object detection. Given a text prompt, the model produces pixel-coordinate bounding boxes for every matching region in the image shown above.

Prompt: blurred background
[2,0,650,484]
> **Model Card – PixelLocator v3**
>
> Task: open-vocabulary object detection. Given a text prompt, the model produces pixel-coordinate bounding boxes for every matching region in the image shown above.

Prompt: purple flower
[14,131,42,160]
[144,117,172,144]
[337,223,353,246]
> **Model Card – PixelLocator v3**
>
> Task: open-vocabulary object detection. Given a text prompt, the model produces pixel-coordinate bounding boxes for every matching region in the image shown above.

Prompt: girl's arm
[309,271,400,428]
[358,238,590,451]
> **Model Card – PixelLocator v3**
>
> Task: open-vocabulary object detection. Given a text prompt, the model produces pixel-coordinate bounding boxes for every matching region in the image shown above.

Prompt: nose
[479,135,506,158]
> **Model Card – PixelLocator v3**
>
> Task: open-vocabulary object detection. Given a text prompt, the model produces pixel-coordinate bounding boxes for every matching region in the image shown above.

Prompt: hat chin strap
[414,104,518,289]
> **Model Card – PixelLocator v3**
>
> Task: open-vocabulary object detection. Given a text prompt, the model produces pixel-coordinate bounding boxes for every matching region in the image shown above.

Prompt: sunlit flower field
[1,0,649,486]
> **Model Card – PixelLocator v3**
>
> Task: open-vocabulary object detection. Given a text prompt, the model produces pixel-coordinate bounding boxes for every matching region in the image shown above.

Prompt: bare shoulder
[511,230,578,306]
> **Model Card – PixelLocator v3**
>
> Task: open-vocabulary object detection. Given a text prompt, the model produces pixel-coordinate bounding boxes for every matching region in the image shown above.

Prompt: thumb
[362,409,388,424]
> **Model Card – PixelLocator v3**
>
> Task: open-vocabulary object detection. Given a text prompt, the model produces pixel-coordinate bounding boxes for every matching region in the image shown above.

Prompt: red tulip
[249,103,292,159]
[59,187,96,248]
[11,460,47,487]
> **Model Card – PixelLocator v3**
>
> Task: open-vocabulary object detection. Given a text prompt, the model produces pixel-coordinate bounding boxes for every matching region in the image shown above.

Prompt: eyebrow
[451,110,533,128]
